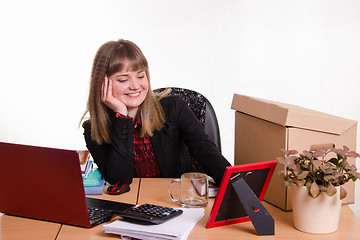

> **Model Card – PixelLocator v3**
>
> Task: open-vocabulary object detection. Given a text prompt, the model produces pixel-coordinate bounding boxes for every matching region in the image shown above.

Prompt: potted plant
[277,145,360,234]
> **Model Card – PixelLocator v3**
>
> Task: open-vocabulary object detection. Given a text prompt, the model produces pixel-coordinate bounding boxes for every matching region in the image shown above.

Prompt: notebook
[0,141,135,228]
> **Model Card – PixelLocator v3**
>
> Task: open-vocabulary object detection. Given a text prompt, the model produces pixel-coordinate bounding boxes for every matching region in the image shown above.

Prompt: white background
[1,0,360,215]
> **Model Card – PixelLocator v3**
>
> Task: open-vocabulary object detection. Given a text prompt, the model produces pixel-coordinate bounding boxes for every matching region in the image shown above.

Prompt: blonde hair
[81,39,169,144]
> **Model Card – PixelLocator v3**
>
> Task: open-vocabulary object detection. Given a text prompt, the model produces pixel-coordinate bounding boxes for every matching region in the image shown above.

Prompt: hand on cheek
[101,75,128,115]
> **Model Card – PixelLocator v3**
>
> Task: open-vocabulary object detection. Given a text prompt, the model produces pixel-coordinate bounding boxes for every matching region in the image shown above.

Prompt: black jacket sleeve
[153,96,231,185]
[167,96,231,184]
[82,116,135,185]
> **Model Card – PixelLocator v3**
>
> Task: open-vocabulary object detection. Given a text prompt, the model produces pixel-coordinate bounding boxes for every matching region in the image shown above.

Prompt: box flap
[231,94,357,135]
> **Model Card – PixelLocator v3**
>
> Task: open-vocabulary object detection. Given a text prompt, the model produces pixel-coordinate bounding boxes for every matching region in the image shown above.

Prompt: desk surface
[0,214,60,240]
[1,178,360,240]
[138,178,360,240]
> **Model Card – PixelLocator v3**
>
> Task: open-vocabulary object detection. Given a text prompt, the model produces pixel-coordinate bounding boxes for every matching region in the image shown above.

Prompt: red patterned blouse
[116,112,161,177]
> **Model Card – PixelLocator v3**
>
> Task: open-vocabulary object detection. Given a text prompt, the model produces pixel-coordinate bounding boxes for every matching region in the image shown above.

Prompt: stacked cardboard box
[231,94,357,211]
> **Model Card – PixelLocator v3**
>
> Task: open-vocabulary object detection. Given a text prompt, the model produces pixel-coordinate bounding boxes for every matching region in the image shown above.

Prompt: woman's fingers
[107,77,113,99]
[101,75,109,102]
[100,75,127,115]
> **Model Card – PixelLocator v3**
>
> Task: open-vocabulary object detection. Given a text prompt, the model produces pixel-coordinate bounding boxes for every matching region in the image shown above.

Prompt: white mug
[169,172,209,208]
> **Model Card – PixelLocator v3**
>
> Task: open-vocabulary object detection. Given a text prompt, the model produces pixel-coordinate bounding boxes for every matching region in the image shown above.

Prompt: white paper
[103,208,204,240]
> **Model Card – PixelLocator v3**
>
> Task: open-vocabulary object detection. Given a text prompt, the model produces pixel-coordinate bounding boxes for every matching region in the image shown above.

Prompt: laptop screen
[0,142,92,227]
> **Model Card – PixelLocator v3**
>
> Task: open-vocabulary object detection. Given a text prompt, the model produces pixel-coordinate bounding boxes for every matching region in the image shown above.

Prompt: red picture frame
[206,160,277,228]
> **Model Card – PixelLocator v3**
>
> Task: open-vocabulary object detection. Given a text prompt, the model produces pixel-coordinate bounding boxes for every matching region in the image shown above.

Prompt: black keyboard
[87,206,113,226]
[117,203,183,224]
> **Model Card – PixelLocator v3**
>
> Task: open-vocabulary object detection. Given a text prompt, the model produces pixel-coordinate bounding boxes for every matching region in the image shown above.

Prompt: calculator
[117,203,183,224]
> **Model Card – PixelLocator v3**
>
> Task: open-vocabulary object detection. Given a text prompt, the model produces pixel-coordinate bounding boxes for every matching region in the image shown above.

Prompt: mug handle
[169,179,181,202]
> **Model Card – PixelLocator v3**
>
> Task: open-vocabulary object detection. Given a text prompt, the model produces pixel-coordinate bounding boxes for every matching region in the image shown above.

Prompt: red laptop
[0,141,134,228]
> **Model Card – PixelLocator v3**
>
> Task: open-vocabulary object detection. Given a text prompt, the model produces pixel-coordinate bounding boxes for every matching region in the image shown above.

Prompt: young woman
[81,39,231,194]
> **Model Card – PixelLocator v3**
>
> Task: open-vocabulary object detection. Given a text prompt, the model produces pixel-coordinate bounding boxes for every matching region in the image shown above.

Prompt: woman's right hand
[101,75,128,115]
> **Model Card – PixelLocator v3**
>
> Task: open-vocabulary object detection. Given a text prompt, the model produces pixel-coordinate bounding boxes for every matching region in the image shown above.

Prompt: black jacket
[83,95,231,185]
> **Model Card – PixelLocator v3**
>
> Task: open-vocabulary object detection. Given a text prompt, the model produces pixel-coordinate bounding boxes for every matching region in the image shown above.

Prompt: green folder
[83,169,102,187]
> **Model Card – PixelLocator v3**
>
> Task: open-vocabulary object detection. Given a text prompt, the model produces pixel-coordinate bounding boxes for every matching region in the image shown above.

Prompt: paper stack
[103,208,204,240]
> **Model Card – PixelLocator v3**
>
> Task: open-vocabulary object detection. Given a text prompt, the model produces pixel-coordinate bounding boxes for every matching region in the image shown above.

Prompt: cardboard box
[231,93,357,211]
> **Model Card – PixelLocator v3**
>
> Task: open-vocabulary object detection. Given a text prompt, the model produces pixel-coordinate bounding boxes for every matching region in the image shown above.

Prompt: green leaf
[289,150,298,155]
[285,181,292,187]
[288,163,297,170]
[294,179,306,187]
[319,185,326,192]
[312,160,321,170]
[313,150,326,158]
[340,160,349,168]
[276,157,286,166]
[297,170,309,180]
[324,165,336,174]
[323,175,334,182]
[281,149,298,156]
[340,186,347,200]
[333,172,341,178]
[302,150,312,158]
[347,151,360,158]
[310,182,320,198]
[332,178,340,184]
[326,184,337,197]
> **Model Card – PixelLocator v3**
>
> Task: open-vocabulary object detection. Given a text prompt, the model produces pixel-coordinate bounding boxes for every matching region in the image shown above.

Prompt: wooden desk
[0,213,60,240]
[1,178,360,239]
[138,178,360,240]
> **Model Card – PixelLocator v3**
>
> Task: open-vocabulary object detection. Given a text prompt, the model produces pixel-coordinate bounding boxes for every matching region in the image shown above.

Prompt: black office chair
[154,87,222,174]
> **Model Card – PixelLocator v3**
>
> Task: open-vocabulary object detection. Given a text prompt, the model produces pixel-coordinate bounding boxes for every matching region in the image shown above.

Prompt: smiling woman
[81,39,166,145]
[103,69,149,118]
[80,39,231,196]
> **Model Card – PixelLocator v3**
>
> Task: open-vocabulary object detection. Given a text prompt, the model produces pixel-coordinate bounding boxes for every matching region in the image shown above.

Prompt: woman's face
[108,68,149,114]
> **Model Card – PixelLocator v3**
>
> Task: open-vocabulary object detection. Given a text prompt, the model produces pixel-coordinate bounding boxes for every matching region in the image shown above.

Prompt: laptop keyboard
[87,206,112,221]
